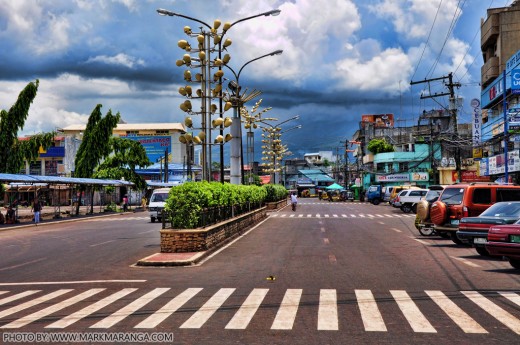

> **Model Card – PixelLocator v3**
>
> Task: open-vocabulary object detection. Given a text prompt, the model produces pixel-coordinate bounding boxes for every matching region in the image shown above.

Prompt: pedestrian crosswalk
[269,213,416,219]
[0,288,518,334]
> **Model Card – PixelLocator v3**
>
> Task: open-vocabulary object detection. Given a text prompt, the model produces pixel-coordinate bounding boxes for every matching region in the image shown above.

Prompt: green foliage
[74,105,121,179]
[263,184,288,202]
[367,138,394,154]
[164,182,269,229]
[94,137,152,190]
[0,80,55,173]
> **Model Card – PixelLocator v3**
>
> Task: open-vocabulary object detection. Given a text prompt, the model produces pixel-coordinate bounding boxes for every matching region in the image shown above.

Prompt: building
[59,123,189,178]
[479,1,520,184]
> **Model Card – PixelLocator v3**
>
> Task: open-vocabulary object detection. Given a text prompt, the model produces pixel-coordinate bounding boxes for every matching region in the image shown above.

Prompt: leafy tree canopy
[0,80,55,173]
[367,138,394,154]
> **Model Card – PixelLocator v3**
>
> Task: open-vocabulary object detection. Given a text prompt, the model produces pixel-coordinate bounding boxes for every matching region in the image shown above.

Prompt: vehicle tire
[401,204,412,213]
[475,246,490,256]
[151,217,156,223]
[373,199,380,205]
[509,258,520,269]
[430,201,447,226]
[450,232,463,245]
[419,226,435,236]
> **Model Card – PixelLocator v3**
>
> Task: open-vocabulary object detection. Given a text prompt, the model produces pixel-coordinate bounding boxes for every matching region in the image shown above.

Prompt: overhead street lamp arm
[226,9,281,32]
[236,50,283,82]
[157,8,212,29]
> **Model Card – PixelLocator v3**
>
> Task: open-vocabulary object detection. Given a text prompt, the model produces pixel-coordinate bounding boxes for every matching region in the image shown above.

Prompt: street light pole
[224,50,283,185]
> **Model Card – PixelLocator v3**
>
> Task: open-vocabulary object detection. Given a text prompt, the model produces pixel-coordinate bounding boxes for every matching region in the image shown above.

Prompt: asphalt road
[0,201,519,345]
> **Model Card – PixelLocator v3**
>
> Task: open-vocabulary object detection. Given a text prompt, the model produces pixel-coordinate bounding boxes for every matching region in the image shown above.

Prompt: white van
[148,188,171,223]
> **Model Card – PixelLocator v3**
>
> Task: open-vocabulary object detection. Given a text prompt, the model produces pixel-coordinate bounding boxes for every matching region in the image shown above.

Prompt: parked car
[396,189,428,213]
[415,185,446,236]
[456,201,520,256]
[148,187,171,223]
[340,190,355,202]
[487,220,520,269]
[430,182,520,244]
[367,185,384,205]
[389,185,421,206]
[392,190,407,208]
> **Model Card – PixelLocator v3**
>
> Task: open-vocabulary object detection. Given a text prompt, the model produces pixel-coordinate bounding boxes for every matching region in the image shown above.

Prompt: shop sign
[411,172,429,181]
[512,69,520,91]
[473,147,483,159]
[453,171,490,182]
[376,173,409,182]
[479,157,488,176]
[471,98,481,145]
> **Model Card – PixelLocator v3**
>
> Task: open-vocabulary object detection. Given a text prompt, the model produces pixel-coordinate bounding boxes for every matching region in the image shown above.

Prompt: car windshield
[425,190,441,202]
[151,193,168,202]
[439,188,463,205]
[480,202,520,217]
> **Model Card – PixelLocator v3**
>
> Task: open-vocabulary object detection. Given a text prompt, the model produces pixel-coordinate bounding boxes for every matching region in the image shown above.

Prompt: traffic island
[136,206,267,266]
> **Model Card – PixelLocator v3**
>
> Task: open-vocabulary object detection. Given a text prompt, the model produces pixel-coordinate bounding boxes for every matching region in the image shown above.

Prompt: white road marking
[0,291,40,306]
[271,289,302,330]
[451,256,481,268]
[225,289,269,329]
[355,289,387,332]
[392,228,402,233]
[180,288,235,329]
[377,222,385,225]
[0,280,146,286]
[0,290,72,320]
[137,230,156,234]
[350,214,357,218]
[323,238,330,245]
[462,291,520,335]
[89,240,116,247]
[90,288,170,329]
[48,288,138,329]
[413,237,429,245]
[136,288,203,329]
[0,258,47,272]
[318,289,338,330]
[390,290,436,333]
[425,290,487,333]
[499,292,520,307]
[2,289,104,329]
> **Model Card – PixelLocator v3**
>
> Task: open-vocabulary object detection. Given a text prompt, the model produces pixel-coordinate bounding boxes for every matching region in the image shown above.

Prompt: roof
[298,170,334,183]
[0,173,133,186]
[61,123,185,132]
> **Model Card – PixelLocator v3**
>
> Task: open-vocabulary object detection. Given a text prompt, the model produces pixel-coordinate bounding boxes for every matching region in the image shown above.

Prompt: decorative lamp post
[259,116,301,183]
[223,50,283,184]
[157,8,281,183]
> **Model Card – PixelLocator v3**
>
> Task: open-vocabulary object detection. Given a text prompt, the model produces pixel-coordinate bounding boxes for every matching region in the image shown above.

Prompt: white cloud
[335,45,413,94]
[86,53,145,68]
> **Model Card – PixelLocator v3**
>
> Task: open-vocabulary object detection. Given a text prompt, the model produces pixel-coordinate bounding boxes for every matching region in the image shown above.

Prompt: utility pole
[411,72,462,182]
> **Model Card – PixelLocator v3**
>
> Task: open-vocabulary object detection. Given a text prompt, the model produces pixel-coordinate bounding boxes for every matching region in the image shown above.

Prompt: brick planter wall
[265,198,288,210]
[160,207,267,253]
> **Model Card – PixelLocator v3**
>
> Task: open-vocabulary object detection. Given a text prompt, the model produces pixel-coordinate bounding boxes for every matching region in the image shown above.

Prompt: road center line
[90,240,116,247]
[412,237,429,245]
[0,258,47,272]
[391,228,402,233]
[451,256,481,268]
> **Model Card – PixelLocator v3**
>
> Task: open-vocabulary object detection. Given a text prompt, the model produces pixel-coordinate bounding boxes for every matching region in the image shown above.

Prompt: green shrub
[263,184,288,202]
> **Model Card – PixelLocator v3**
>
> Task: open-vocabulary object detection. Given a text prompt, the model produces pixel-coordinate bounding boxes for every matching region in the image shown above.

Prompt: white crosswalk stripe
[0,288,517,334]
[90,288,170,329]
[269,213,415,219]
[462,291,520,335]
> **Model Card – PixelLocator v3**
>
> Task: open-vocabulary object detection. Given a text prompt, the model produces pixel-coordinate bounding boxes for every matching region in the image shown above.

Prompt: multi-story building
[479,1,520,184]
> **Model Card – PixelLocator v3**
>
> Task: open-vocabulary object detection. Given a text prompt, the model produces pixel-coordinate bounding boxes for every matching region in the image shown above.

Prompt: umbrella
[325,183,344,190]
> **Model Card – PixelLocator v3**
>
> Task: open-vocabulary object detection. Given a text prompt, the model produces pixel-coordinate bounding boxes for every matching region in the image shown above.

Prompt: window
[497,189,520,201]
[472,188,491,204]
[440,188,463,205]
[409,191,421,196]
[156,130,169,135]
[126,131,139,135]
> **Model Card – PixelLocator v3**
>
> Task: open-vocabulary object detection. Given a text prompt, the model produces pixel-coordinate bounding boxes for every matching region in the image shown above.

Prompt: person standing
[122,195,128,212]
[32,199,42,224]
[290,192,298,211]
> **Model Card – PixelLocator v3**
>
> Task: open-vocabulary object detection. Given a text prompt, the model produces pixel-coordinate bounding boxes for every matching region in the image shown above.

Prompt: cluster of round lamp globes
[175,19,236,146]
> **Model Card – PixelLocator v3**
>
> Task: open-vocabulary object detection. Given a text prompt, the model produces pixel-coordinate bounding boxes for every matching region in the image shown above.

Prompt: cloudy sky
[0,0,512,161]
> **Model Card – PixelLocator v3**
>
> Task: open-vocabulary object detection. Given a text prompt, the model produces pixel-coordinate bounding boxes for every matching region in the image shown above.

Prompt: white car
[148,188,171,223]
[397,189,429,213]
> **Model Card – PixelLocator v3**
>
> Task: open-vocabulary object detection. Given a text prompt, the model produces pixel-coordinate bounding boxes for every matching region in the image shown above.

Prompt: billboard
[361,114,394,128]
[125,135,172,163]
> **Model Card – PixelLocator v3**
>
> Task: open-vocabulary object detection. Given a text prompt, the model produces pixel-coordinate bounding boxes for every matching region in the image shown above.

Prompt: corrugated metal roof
[0,174,133,186]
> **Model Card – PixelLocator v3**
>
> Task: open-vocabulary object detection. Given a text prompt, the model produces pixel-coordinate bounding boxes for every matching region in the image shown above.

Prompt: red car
[486,220,520,269]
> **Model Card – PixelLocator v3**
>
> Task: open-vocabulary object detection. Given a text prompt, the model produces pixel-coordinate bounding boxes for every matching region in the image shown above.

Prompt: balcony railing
[481,56,500,87]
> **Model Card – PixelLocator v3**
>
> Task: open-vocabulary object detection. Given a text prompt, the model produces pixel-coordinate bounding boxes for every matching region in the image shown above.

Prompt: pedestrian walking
[32,199,42,224]
[122,195,128,212]
[290,192,298,211]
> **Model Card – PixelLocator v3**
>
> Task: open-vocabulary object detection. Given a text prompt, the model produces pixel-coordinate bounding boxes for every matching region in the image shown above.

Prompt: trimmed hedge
[164,182,279,229]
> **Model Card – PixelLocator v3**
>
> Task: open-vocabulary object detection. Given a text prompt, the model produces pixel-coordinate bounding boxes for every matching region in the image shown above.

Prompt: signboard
[471,98,481,145]
[453,171,490,182]
[411,172,429,181]
[479,157,488,176]
[512,69,520,91]
[473,147,483,159]
[125,135,172,163]
[361,114,394,128]
[375,173,409,182]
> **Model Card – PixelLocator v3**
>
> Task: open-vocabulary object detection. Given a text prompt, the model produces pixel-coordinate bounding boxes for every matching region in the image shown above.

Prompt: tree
[93,137,152,190]
[0,80,55,173]
[367,138,394,154]
[74,104,120,214]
